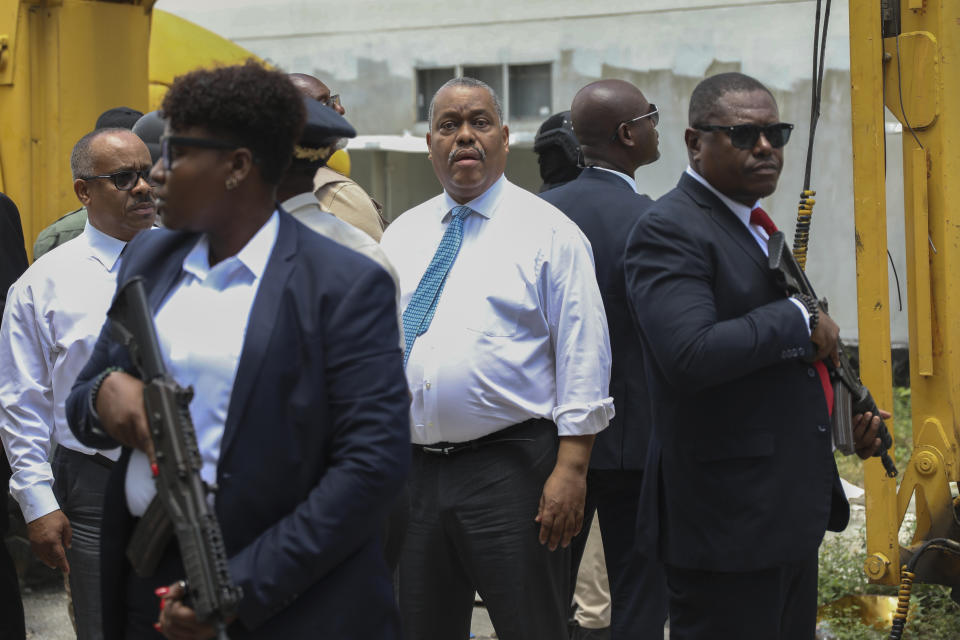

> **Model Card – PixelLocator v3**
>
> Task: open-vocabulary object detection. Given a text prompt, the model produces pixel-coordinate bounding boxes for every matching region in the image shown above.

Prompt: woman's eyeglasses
[160,136,239,170]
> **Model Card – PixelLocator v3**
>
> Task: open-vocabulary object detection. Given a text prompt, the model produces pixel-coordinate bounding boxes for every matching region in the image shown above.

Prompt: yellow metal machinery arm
[852,0,960,587]
[0,0,155,252]
[0,1,265,258]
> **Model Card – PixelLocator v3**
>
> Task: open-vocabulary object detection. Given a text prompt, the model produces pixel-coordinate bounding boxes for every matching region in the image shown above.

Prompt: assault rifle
[107,276,243,638]
[767,232,898,478]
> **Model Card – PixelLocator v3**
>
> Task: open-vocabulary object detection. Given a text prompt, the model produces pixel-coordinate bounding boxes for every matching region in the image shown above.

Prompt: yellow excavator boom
[852,0,960,588]
[0,1,264,258]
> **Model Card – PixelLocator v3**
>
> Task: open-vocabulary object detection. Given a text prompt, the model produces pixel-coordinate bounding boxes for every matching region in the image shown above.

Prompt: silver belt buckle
[422,445,455,455]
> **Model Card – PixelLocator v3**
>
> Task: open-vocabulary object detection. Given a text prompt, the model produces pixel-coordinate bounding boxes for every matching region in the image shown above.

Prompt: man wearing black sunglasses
[541,78,665,640]
[0,128,155,640]
[33,107,146,261]
[623,72,884,639]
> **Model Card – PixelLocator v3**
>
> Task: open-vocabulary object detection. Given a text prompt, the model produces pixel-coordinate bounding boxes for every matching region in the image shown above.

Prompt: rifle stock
[767,232,898,477]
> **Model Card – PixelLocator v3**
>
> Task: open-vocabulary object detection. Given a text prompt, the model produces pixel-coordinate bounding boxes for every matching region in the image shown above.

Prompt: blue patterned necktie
[402,205,473,365]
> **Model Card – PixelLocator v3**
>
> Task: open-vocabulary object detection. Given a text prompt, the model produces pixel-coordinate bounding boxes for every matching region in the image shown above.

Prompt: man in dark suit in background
[541,79,666,640]
[0,192,28,640]
[623,72,885,639]
[0,194,29,311]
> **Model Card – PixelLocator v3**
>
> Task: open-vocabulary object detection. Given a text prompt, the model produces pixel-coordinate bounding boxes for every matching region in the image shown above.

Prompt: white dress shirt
[685,166,810,330]
[381,176,614,445]
[282,193,402,336]
[125,212,279,516]
[0,223,123,523]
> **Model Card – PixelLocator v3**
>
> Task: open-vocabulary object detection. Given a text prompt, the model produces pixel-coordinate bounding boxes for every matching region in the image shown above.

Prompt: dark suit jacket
[0,193,28,322]
[66,209,410,638]
[541,168,654,470]
[624,173,848,573]
[0,192,28,535]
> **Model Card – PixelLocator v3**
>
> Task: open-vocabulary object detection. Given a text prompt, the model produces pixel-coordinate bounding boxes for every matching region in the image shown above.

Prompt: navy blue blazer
[624,173,848,573]
[67,209,410,638]
[541,168,654,470]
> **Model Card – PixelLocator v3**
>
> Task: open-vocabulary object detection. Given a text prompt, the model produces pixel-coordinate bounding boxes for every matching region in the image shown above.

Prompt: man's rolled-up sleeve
[542,225,615,437]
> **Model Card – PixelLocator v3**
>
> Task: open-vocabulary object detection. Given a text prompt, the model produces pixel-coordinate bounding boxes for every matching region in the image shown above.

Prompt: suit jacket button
[818,424,829,433]
[808,368,816,378]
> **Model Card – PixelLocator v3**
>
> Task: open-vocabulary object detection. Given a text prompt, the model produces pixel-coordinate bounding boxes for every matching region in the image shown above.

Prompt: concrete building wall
[155,0,913,345]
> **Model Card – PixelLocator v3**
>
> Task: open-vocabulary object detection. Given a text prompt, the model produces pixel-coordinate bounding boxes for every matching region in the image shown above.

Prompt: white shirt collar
[440,174,507,220]
[685,166,760,228]
[82,221,128,273]
[182,210,279,283]
[591,166,638,193]
[280,192,320,214]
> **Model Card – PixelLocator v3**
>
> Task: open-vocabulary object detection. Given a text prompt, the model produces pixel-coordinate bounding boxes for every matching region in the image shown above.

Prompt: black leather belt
[414,418,550,456]
[88,453,115,470]
[61,446,115,470]
[417,438,534,456]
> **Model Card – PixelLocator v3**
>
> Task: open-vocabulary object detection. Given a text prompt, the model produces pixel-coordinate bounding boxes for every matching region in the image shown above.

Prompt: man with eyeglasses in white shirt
[0,128,155,640]
[382,76,614,640]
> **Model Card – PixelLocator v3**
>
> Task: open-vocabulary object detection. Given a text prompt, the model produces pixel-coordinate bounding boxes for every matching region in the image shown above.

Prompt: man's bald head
[572,80,643,146]
[289,73,329,101]
[571,79,659,172]
[288,72,345,115]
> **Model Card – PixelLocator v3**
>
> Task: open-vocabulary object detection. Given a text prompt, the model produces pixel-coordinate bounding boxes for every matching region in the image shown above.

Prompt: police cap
[293,97,357,164]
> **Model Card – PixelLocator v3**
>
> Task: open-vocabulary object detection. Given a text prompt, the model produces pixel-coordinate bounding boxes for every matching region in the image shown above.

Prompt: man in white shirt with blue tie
[381,77,614,640]
[0,128,155,640]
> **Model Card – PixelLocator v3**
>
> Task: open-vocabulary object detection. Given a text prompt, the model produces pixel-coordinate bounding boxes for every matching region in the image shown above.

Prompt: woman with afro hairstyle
[66,60,410,640]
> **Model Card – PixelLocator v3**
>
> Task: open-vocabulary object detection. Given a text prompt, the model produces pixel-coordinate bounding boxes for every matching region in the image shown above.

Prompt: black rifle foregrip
[852,388,898,478]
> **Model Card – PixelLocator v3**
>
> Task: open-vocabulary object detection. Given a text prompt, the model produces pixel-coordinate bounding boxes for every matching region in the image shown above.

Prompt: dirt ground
[19,585,500,639]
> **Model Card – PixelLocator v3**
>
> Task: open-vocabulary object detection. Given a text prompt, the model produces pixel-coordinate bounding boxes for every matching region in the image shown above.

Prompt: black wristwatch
[792,294,820,332]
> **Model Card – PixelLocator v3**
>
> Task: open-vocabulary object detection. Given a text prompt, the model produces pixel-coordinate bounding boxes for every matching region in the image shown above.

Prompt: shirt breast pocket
[466,290,524,337]
[457,265,531,340]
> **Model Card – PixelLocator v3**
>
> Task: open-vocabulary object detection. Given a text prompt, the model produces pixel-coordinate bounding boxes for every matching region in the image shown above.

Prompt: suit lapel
[220,209,298,460]
[678,173,769,275]
[144,234,198,312]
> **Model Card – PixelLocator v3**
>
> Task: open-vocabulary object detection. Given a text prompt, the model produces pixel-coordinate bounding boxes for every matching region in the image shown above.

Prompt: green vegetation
[818,527,960,639]
[818,388,960,639]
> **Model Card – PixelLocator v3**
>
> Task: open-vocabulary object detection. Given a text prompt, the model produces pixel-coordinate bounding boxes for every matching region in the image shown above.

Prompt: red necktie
[751,206,834,415]
[750,206,778,237]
